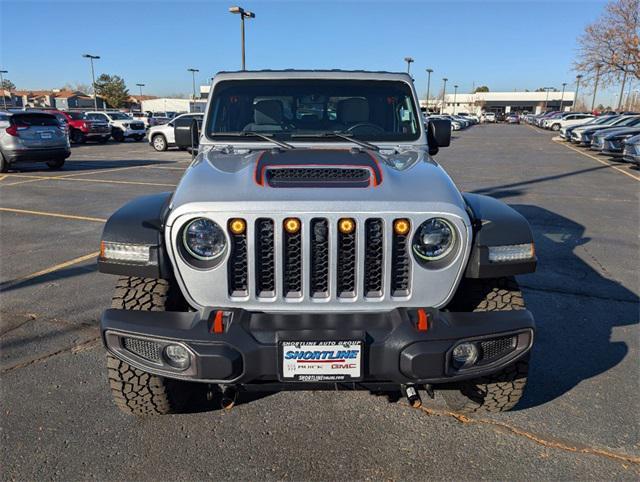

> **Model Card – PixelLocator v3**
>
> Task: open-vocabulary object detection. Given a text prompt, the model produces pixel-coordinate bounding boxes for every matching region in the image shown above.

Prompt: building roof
[129,95,158,102]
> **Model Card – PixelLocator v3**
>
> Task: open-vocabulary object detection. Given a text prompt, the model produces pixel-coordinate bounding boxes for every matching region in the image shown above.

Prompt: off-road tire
[441,277,529,413]
[107,276,194,415]
[46,158,65,170]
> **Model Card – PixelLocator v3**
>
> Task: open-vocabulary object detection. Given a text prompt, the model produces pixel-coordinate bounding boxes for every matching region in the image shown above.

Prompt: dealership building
[421,91,576,115]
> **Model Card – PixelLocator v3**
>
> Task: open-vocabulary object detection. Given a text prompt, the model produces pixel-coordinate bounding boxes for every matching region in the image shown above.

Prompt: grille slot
[283,222,303,297]
[478,336,517,364]
[391,222,411,297]
[310,219,329,297]
[122,337,161,362]
[255,219,275,297]
[266,167,371,188]
[364,219,384,297]
[227,223,248,297]
[337,222,357,298]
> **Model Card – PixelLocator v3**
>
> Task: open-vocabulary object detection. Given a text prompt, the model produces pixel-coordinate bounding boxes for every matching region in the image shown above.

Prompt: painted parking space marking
[0,251,100,290]
[0,207,106,223]
[552,138,640,182]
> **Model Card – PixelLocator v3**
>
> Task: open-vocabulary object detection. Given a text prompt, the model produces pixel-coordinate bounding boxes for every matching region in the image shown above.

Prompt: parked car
[130,111,157,129]
[560,115,617,140]
[545,113,594,131]
[148,113,204,151]
[482,112,496,123]
[591,127,640,156]
[506,114,519,124]
[622,134,640,164]
[85,111,146,142]
[0,111,70,172]
[98,70,537,417]
[43,110,111,144]
[457,112,479,124]
[570,115,640,145]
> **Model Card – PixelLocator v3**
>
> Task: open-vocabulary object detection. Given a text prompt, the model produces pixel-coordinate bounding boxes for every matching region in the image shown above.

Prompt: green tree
[1,79,16,91]
[94,74,129,108]
[473,85,489,93]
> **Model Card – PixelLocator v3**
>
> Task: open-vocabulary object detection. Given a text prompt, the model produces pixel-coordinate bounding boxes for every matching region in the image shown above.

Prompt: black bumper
[3,147,71,163]
[102,308,534,386]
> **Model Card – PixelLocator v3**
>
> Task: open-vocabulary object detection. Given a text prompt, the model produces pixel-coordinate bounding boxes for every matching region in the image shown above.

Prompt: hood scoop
[255,149,382,188]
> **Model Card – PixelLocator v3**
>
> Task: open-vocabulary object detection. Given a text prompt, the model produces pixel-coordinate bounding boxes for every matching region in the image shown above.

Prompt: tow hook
[220,386,238,410]
[402,384,422,408]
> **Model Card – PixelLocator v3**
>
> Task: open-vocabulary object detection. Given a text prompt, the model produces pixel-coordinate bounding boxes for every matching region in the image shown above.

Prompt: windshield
[206,79,420,142]
[613,116,640,127]
[67,112,86,120]
[109,112,130,120]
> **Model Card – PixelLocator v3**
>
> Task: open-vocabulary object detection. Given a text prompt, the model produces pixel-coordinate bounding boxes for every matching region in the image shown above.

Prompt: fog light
[452,342,478,369]
[163,344,190,370]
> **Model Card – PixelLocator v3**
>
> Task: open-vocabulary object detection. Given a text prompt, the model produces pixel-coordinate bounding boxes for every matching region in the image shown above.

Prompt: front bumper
[102,307,534,386]
[3,147,71,163]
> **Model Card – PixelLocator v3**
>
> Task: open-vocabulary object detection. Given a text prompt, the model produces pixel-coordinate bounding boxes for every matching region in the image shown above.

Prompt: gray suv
[0,111,71,172]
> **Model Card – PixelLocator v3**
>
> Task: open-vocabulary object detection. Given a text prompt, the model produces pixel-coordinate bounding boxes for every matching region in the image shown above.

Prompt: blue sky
[0,0,623,105]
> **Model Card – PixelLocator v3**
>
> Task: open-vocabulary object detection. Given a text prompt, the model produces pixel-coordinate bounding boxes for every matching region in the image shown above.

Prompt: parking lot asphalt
[1,126,638,480]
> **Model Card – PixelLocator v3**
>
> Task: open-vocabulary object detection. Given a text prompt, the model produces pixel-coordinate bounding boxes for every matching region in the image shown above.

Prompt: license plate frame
[279,340,363,382]
[39,131,53,139]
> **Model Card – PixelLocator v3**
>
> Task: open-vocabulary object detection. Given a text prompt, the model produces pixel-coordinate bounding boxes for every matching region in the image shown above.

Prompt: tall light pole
[452,84,459,115]
[573,74,583,112]
[425,68,433,113]
[82,54,100,110]
[404,57,414,74]
[0,69,8,110]
[229,6,255,70]
[187,68,199,112]
[136,83,145,112]
[559,83,567,112]
[440,78,448,114]
[591,64,602,112]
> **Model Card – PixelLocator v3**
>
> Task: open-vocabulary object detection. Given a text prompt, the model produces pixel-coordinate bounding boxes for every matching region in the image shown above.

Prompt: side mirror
[427,118,451,155]
[190,117,200,158]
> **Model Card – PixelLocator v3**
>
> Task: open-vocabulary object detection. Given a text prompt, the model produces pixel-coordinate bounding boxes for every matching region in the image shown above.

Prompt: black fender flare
[97,192,173,279]
[463,193,537,278]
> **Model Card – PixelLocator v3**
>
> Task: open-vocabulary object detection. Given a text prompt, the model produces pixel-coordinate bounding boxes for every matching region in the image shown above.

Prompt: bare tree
[574,0,639,86]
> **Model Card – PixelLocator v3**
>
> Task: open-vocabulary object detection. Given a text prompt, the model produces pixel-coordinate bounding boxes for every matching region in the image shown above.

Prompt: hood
[602,127,640,140]
[167,147,468,224]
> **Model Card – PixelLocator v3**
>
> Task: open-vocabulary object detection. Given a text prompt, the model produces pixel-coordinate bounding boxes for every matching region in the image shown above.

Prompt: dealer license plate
[280,340,362,382]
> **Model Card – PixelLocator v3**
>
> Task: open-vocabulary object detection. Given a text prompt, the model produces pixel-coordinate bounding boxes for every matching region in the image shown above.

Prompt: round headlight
[183,218,226,260]
[413,218,456,261]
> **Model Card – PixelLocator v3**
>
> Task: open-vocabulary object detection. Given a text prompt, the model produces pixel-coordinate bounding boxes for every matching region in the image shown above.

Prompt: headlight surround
[412,218,457,265]
[182,218,226,261]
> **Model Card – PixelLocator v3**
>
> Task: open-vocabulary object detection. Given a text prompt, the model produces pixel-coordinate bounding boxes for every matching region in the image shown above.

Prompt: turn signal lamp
[284,218,301,234]
[338,218,355,234]
[393,219,411,235]
[229,218,246,235]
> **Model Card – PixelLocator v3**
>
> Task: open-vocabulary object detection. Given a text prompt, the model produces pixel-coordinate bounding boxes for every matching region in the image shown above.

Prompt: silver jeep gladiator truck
[98,70,536,415]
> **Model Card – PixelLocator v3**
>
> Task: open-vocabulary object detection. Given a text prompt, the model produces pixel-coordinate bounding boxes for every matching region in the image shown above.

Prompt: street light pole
[229,6,255,70]
[425,68,433,113]
[559,83,566,112]
[404,57,414,74]
[82,54,100,110]
[441,78,448,114]
[0,69,8,110]
[453,84,458,115]
[187,68,199,112]
[591,64,601,112]
[136,83,145,112]
[573,74,583,112]
[440,77,449,115]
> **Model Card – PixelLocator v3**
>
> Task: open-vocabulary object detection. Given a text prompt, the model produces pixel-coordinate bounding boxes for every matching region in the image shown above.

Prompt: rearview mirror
[427,118,451,156]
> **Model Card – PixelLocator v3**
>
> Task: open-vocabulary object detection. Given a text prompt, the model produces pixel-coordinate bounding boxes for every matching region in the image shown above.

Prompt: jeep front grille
[226,217,413,301]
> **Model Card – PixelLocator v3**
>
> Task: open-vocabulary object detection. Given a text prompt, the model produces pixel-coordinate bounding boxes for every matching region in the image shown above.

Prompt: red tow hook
[416,308,429,332]
[209,310,232,334]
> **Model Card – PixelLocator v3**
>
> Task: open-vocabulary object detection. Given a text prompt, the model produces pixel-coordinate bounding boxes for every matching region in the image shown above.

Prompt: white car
[482,112,496,123]
[86,111,146,142]
[148,113,203,151]
[545,114,594,131]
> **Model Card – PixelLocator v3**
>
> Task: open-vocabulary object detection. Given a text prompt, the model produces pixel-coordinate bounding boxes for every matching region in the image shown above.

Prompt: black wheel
[70,129,86,144]
[46,158,65,170]
[152,134,168,151]
[107,276,196,415]
[440,277,530,413]
[0,152,8,173]
[112,130,125,142]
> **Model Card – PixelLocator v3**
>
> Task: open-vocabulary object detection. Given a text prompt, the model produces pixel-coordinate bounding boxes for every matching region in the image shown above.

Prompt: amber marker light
[394,219,411,235]
[338,218,355,234]
[284,218,301,234]
[229,218,246,235]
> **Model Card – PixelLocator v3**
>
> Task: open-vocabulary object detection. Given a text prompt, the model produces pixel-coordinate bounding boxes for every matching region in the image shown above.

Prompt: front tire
[112,130,125,142]
[46,158,65,170]
[107,277,195,415]
[551,123,561,131]
[70,129,86,144]
[441,277,530,413]
[152,134,168,151]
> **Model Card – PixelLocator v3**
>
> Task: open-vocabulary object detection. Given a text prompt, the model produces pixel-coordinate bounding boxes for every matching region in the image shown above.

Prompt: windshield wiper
[291,131,380,151]
[211,131,294,150]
